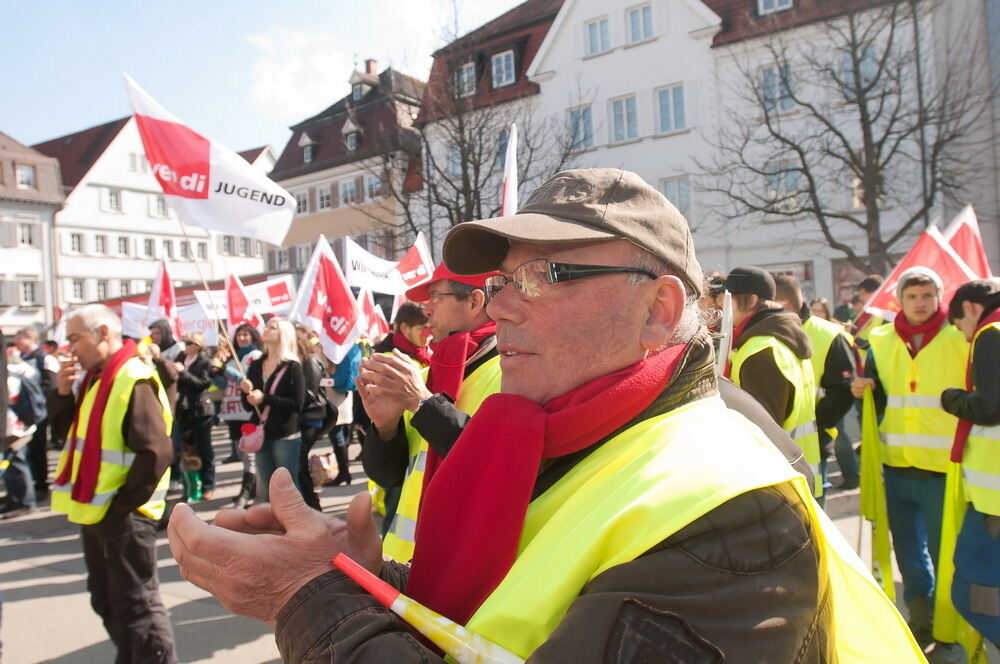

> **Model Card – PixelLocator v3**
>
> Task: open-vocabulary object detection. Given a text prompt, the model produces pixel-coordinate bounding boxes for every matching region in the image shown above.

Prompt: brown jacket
[275,332,828,663]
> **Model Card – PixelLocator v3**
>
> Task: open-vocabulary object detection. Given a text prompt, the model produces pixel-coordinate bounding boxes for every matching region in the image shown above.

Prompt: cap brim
[443,213,619,275]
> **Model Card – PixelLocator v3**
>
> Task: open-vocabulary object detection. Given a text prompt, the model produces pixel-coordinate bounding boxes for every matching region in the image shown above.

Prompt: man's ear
[640,276,686,351]
[468,289,487,315]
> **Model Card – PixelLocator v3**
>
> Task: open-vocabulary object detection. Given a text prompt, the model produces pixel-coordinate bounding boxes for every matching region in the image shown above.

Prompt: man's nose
[486,283,521,322]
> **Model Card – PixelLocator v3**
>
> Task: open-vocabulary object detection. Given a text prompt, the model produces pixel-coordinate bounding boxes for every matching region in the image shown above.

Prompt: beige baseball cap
[442,168,703,295]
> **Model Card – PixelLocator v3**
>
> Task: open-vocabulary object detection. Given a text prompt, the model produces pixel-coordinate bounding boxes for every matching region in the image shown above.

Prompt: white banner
[344,232,434,295]
[123,300,220,346]
[192,274,296,321]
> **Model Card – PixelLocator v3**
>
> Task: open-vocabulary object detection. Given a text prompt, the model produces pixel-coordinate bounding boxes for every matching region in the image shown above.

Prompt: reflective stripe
[412,449,427,474]
[963,468,1000,492]
[886,395,942,410]
[883,432,952,450]
[101,449,136,467]
[52,483,71,494]
[50,482,116,506]
[391,514,417,543]
[148,488,168,504]
[970,425,998,440]
[790,422,817,440]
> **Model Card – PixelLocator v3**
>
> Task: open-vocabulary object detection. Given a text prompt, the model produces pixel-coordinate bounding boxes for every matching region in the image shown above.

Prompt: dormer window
[491,50,515,88]
[456,62,476,98]
[758,0,792,15]
[345,132,358,151]
[298,131,319,164]
[303,145,314,163]
[352,84,364,101]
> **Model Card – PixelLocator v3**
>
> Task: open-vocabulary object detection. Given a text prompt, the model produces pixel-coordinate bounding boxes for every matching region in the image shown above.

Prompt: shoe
[0,505,34,520]
[222,454,241,464]
[329,473,352,486]
[926,642,965,664]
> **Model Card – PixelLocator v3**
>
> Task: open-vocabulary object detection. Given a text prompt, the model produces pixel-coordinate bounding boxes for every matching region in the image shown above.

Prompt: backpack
[11,375,47,426]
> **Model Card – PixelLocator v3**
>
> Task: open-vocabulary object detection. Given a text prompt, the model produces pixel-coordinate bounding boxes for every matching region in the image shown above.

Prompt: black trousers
[81,513,176,664]
[298,424,322,509]
[27,417,49,495]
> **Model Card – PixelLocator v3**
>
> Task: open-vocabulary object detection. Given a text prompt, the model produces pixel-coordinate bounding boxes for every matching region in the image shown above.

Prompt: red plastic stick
[332,553,400,608]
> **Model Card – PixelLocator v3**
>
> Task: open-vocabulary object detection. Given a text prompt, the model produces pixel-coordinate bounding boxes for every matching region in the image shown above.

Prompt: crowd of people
[2,167,997,663]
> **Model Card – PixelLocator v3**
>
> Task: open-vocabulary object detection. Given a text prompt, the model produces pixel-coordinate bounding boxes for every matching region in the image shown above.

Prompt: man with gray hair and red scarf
[169,169,923,662]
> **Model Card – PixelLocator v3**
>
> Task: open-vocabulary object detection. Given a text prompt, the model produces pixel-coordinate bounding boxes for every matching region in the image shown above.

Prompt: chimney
[365,58,378,75]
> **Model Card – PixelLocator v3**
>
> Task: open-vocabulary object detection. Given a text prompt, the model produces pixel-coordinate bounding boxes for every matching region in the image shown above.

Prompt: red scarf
[425,320,496,399]
[894,306,947,357]
[391,331,431,366]
[951,309,1000,462]
[54,340,138,502]
[406,345,686,627]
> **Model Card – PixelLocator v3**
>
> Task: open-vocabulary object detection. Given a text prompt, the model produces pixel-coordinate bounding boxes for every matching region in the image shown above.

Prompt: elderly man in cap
[360,263,501,562]
[168,169,922,662]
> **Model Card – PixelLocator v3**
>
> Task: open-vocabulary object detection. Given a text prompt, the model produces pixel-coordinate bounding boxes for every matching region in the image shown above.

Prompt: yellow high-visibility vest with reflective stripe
[961,321,1000,516]
[867,322,968,472]
[381,355,501,562]
[731,334,822,496]
[52,356,172,525]
[464,395,926,661]
[803,315,854,390]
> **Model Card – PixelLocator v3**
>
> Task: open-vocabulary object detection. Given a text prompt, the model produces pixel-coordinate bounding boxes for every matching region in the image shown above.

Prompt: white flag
[124,74,294,246]
[500,122,518,216]
[344,232,434,294]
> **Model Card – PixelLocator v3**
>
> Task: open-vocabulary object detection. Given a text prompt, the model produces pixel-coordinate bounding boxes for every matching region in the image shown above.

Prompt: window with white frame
[352,84,364,101]
[296,244,311,267]
[163,239,174,259]
[366,175,382,199]
[447,146,463,176]
[659,176,692,218]
[318,186,332,210]
[240,237,252,256]
[491,50,515,88]
[180,241,191,260]
[15,164,36,189]
[303,145,314,163]
[104,188,123,212]
[128,152,148,173]
[657,84,686,133]
[341,180,357,205]
[585,18,610,56]
[96,280,109,301]
[345,132,358,151]
[610,95,639,143]
[198,242,208,260]
[456,62,476,98]
[19,282,37,306]
[223,235,235,255]
[497,129,510,167]
[155,195,168,217]
[762,64,794,112]
[95,235,107,254]
[72,279,85,301]
[143,238,155,258]
[17,223,35,247]
[118,236,130,256]
[758,0,792,15]
[568,106,594,150]
[120,281,130,296]
[765,160,799,204]
[70,232,83,253]
[627,4,653,44]
[843,46,878,93]
[255,240,263,257]
[275,248,289,270]
[295,192,308,214]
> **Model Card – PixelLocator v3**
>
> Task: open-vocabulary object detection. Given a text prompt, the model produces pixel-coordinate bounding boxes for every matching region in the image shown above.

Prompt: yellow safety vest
[959,321,1000,516]
[463,395,925,661]
[867,322,968,472]
[382,355,502,562]
[803,315,854,388]
[52,357,173,525]
[731,334,822,496]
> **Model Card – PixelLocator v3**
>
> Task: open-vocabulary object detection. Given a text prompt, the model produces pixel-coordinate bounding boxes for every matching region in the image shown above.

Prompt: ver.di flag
[358,287,391,340]
[124,75,294,246]
[289,236,363,363]
[144,260,182,338]
[943,205,993,279]
[344,232,434,295]
[224,272,264,332]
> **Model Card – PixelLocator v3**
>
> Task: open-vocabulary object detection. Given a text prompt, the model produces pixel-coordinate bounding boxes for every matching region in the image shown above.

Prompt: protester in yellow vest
[358,263,500,563]
[852,266,969,659]
[49,304,176,664]
[169,169,924,663]
[853,274,886,351]
[939,279,1000,651]
[724,266,822,497]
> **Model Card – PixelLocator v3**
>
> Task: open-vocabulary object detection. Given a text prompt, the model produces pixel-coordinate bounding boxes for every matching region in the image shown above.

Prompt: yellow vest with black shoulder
[382,355,502,562]
[461,396,925,661]
[960,321,1000,516]
[52,357,172,525]
[730,334,822,496]
[803,315,854,387]
[867,322,968,472]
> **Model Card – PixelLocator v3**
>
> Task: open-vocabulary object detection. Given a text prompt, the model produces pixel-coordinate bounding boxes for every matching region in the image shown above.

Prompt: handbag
[238,364,289,454]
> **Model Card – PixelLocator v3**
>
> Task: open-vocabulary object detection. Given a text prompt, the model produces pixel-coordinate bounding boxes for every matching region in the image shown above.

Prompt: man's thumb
[268,468,316,534]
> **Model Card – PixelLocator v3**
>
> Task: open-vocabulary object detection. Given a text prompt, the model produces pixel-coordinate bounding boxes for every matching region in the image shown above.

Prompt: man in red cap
[357,262,501,562]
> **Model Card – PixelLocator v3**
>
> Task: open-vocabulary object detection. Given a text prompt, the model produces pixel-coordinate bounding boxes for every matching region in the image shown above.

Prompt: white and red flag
[359,288,391,340]
[942,205,993,279]
[859,226,979,323]
[124,75,294,246]
[289,237,363,363]
[145,260,182,338]
[344,232,434,295]
[224,273,264,332]
[499,122,518,216]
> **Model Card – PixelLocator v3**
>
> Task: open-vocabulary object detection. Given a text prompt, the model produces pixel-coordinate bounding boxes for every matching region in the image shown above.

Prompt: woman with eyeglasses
[173,332,216,501]
[239,318,305,503]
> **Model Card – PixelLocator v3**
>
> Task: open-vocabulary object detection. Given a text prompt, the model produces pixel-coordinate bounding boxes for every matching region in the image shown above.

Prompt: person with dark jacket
[240,318,305,504]
[295,324,330,510]
[173,332,216,501]
[13,326,56,500]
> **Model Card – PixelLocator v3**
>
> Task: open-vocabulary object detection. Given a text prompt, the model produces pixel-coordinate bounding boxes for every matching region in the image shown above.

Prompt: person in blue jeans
[240,318,304,503]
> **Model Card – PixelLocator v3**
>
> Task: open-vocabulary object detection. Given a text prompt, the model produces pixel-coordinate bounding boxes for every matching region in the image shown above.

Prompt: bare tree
[700,0,994,274]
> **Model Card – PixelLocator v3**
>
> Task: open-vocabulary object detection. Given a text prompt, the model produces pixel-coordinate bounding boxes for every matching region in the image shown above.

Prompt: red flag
[859,227,979,323]
[943,205,993,279]
[394,233,435,290]
[359,288,391,340]
[289,237,363,363]
[145,260,182,338]
[499,122,518,216]
[225,273,264,332]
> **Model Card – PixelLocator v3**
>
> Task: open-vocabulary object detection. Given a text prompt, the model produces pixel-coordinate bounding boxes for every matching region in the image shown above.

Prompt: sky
[4,0,524,156]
